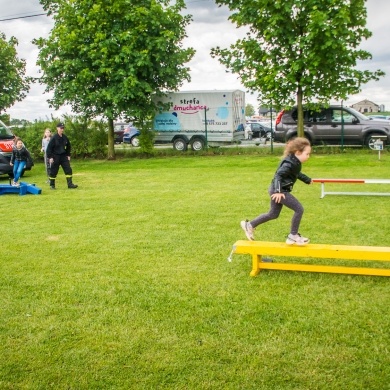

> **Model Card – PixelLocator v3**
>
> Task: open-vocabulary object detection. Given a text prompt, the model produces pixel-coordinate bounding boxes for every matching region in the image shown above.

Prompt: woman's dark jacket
[271,154,311,193]
[10,146,31,164]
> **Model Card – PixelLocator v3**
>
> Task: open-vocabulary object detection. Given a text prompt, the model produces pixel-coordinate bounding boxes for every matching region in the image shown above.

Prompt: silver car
[274,105,390,149]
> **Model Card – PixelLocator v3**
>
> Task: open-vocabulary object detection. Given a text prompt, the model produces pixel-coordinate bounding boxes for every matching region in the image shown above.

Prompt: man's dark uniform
[46,123,78,189]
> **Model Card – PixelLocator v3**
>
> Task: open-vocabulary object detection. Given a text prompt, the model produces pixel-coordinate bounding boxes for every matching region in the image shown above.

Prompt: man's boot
[67,177,78,189]
[49,179,56,190]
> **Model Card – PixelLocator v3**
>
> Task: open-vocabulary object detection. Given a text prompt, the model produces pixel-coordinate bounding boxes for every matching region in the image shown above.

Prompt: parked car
[245,122,273,140]
[122,125,140,147]
[274,106,390,149]
[0,119,33,178]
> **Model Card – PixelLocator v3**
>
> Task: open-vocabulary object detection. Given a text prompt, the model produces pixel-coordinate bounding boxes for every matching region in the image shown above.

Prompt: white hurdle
[313,179,390,198]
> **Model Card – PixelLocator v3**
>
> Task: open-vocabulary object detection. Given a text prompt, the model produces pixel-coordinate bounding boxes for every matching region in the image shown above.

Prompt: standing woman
[41,128,52,183]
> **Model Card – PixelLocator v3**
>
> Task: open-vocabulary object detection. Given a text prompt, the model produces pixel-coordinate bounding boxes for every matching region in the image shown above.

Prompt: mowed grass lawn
[1,149,390,389]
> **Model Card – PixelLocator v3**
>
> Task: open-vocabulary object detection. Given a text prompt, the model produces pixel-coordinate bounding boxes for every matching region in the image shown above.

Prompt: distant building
[257,106,277,117]
[351,99,380,113]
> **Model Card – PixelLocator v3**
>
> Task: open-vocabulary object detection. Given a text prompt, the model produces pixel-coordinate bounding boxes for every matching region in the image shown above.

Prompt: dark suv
[274,106,390,149]
[114,122,127,143]
[246,122,273,139]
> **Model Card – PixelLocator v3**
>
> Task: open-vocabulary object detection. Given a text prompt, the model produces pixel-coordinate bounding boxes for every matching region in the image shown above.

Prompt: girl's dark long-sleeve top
[46,133,71,159]
[10,146,31,164]
[271,154,311,193]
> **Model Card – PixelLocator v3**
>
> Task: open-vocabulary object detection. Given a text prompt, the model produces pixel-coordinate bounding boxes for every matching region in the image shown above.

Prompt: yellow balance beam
[232,240,390,277]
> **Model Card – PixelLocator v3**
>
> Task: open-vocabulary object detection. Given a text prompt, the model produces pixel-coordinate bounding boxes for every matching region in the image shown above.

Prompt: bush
[136,118,155,155]
[13,115,108,160]
[12,120,55,162]
[62,115,107,158]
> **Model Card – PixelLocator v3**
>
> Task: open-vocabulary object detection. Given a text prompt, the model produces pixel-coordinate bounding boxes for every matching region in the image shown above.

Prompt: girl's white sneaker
[286,233,309,246]
[240,220,255,241]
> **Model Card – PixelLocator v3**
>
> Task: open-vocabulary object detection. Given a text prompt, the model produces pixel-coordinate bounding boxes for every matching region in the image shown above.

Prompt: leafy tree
[0,33,30,114]
[0,113,10,125]
[245,103,255,117]
[10,118,30,126]
[35,0,194,158]
[211,0,384,136]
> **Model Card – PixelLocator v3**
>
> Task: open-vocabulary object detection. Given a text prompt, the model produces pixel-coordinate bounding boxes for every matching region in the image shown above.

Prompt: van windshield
[0,120,14,140]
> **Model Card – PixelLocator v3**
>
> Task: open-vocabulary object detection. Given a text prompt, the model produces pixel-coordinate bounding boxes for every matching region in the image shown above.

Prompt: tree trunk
[297,85,304,138]
[107,118,115,160]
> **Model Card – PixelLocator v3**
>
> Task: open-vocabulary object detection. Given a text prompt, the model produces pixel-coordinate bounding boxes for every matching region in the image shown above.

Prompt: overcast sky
[0,0,389,121]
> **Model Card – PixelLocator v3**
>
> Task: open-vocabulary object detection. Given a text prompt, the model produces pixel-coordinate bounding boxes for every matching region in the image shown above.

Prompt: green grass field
[1,148,390,389]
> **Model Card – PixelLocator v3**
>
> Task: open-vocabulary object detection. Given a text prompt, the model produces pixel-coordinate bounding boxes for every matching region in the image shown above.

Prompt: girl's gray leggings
[250,190,304,235]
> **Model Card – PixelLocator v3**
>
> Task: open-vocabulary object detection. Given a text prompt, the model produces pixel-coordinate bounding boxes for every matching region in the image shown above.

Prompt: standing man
[244,123,252,140]
[46,122,78,189]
